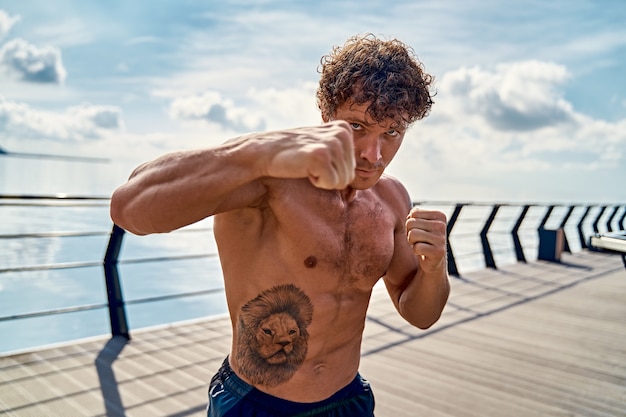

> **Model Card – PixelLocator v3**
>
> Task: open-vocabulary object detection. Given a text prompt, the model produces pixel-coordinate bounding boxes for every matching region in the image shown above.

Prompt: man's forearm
[398,266,450,329]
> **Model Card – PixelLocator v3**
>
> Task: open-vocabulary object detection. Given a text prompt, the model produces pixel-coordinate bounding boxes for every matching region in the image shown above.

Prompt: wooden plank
[361,262,626,417]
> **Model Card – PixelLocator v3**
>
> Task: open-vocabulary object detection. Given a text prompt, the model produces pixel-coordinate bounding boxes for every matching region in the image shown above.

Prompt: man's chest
[270,189,398,284]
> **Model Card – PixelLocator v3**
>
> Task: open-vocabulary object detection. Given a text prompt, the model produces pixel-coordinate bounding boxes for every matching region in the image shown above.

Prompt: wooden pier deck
[1,250,624,417]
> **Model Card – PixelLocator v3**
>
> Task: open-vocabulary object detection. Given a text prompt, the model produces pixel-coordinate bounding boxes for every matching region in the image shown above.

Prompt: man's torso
[213,175,407,402]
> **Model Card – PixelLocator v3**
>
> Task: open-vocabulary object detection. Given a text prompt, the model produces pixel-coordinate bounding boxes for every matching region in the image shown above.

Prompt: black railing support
[446,204,464,276]
[538,205,555,230]
[103,224,130,339]
[559,205,575,253]
[619,206,626,231]
[577,206,592,249]
[592,206,607,234]
[512,205,530,262]
[606,206,620,232]
[480,205,500,269]
[537,205,564,262]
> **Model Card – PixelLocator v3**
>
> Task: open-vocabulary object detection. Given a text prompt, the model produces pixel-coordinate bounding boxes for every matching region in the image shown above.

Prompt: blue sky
[1,0,625,204]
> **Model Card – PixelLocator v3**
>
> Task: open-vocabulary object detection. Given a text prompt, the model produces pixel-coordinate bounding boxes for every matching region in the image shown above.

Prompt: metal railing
[1,194,624,351]
[432,202,626,275]
[0,194,222,352]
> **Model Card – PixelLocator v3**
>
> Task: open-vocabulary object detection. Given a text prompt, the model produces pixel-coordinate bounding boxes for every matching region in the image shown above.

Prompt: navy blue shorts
[207,358,375,417]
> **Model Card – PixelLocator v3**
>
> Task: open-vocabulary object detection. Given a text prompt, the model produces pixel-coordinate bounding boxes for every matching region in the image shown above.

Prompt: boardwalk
[1,250,624,417]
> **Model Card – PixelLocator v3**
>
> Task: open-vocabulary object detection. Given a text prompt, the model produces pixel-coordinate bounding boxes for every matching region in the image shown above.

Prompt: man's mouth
[355,166,382,178]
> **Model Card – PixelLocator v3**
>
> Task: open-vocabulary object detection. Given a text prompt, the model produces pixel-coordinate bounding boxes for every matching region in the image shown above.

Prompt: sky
[0,0,625,204]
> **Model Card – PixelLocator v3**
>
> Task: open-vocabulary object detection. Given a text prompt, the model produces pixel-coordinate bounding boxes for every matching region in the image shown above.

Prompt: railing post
[480,205,500,269]
[446,204,464,276]
[619,206,626,231]
[512,205,530,262]
[103,224,130,339]
[537,205,564,262]
[558,205,576,253]
[605,206,619,232]
[577,206,592,249]
[538,205,555,230]
[592,206,607,233]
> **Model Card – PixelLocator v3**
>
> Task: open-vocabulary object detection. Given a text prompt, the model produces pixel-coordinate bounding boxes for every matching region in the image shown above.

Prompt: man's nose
[359,134,382,163]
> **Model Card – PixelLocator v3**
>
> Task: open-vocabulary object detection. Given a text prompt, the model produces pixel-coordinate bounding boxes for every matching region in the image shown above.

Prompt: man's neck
[340,186,358,202]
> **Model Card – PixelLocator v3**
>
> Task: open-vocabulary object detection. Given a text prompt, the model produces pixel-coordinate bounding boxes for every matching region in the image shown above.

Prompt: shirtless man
[110,34,450,416]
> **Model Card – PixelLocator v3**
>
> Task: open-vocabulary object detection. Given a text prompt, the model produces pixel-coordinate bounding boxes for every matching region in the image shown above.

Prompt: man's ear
[321,112,331,123]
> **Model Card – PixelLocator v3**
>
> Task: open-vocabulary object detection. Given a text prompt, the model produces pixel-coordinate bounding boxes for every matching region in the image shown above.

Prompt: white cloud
[385,59,626,202]
[161,59,625,188]
[0,10,20,41]
[0,97,124,142]
[30,17,94,48]
[67,103,124,131]
[438,60,574,131]
[558,29,626,60]
[0,38,67,84]
[169,91,265,132]
[126,36,160,46]
[247,82,321,129]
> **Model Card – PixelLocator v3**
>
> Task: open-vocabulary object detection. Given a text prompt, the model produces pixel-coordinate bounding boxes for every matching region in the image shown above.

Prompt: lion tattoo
[236,284,314,387]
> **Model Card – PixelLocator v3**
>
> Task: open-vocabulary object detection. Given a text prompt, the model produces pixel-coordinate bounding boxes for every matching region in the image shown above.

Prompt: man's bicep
[212,179,268,214]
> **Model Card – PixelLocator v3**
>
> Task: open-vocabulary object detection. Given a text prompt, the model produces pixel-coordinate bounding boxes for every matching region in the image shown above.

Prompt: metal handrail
[1,195,624,345]
[0,195,221,342]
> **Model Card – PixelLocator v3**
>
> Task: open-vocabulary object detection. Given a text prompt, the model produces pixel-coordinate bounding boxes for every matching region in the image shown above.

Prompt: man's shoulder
[376,173,405,187]
[371,174,412,213]
[375,174,410,198]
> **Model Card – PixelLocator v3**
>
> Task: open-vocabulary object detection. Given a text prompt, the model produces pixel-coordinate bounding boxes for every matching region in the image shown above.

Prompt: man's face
[324,100,407,190]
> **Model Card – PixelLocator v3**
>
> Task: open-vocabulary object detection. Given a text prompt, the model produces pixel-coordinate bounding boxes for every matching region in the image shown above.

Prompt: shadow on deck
[1,250,624,416]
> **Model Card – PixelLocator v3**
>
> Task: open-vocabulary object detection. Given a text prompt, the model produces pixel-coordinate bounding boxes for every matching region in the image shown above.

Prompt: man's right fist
[267,121,355,190]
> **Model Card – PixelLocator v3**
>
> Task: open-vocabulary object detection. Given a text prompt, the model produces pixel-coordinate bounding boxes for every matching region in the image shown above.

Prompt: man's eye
[350,123,362,130]
[387,130,399,137]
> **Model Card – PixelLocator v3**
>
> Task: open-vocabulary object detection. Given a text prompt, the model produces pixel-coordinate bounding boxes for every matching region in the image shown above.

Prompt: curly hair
[317,34,434,126]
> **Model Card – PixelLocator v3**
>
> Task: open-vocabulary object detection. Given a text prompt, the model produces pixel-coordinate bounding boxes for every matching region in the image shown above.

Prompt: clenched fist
[267,121,356,190]
[406,207,447,272]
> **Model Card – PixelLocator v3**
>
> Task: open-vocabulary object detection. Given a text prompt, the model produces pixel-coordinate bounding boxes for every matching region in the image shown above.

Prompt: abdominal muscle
[228,281,372,402]
[214,178,398,402]
[217,232,387,402]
